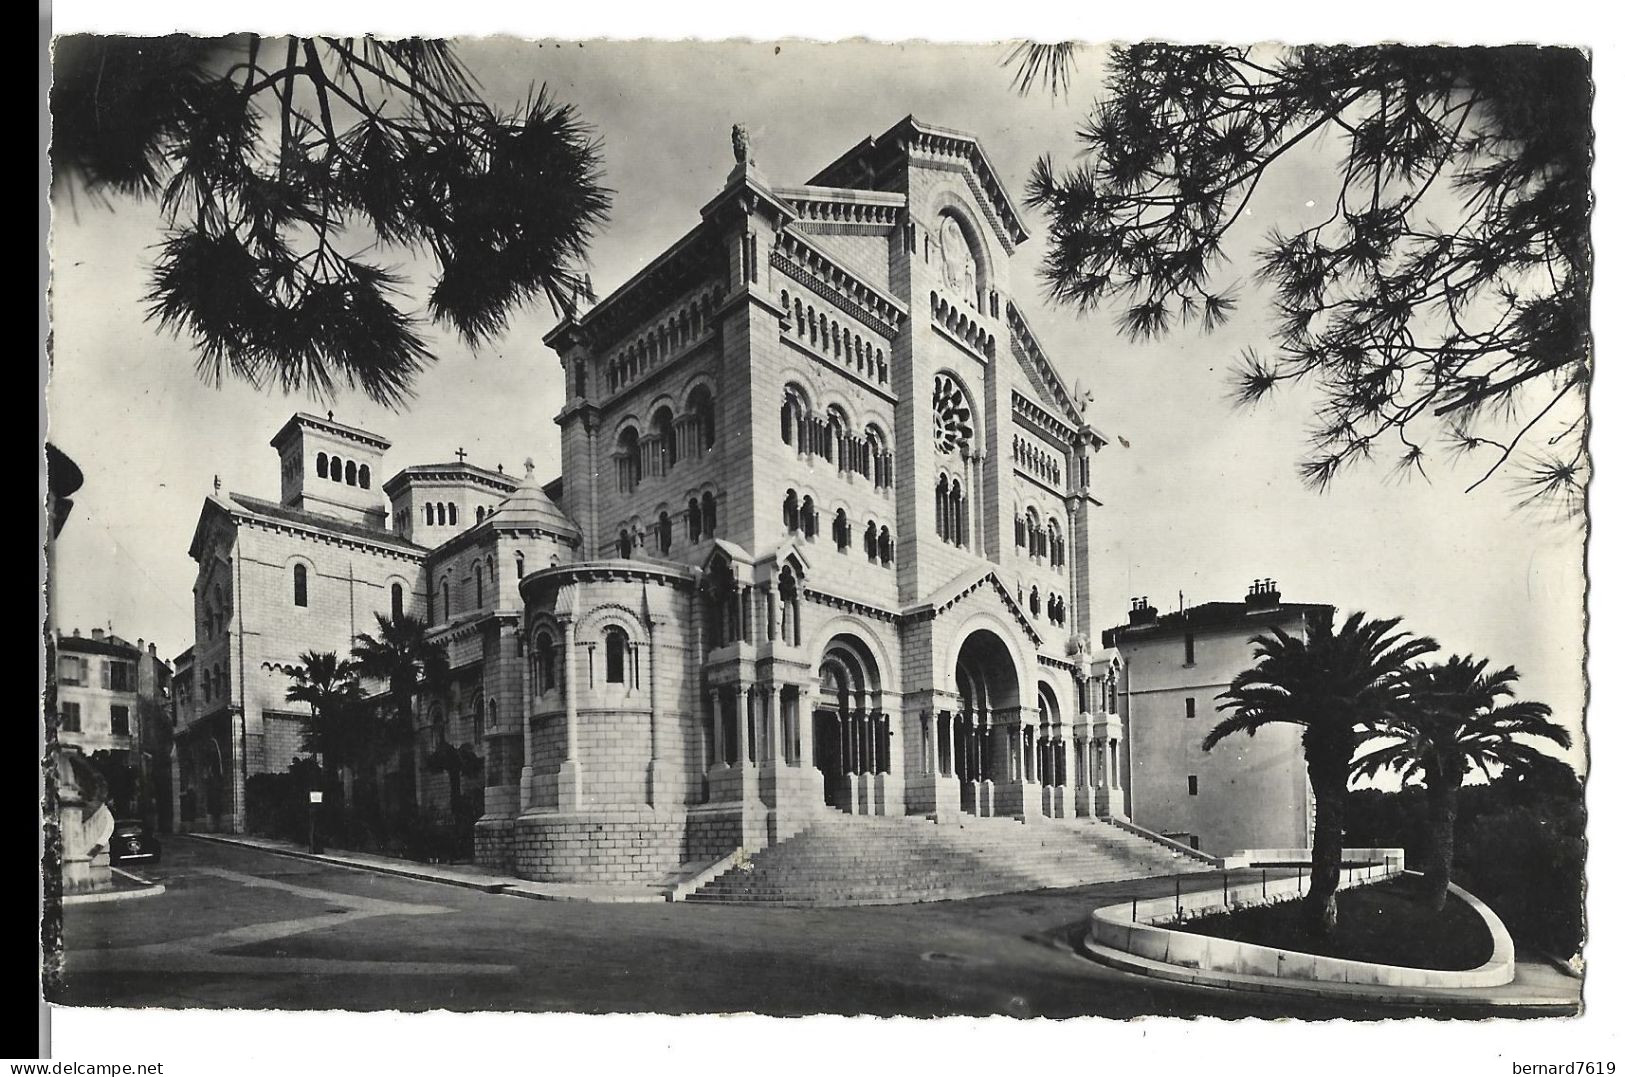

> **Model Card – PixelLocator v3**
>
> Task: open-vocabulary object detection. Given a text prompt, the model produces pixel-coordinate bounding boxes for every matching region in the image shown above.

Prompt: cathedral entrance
[813,635,889,812]
[951,629,1021,815]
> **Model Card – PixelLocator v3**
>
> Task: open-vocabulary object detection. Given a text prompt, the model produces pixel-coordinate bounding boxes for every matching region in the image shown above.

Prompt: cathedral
[173,117,1140,885]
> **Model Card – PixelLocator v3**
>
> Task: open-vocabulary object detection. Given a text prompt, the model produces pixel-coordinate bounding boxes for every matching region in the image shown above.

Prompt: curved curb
[1084,872,1522,1001]
[63,868,166,905]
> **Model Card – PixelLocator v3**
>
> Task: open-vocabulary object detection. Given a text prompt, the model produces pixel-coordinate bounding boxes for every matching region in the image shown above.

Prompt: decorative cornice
[774,229,907,338]
[1012,391,1076,450]
[1005,299,1087,431]
[545,222,728,355]
[904,569,1044,647]
[270,412,391,454]
[803,587,900,624]
[772,185,906,232]
[230,505,424,564]
[382,464,519,498]
[809,117,1029,252]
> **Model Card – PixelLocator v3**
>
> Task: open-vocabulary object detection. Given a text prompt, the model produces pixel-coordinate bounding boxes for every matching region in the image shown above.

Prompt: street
[52,836,1519,1018]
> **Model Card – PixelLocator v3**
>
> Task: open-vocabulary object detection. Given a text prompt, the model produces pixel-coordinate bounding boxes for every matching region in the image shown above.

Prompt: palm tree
[1353,656,1570,910]
[350,613,450,809]
[283,651,362,774]
[1204,612,1438,936]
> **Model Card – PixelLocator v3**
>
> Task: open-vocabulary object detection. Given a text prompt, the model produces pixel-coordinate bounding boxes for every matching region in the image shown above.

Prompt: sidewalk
[185,832,671,903]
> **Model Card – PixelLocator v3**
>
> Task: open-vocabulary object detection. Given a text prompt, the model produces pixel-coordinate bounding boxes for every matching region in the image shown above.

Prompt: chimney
[1127,596,1160,626]
[72,628,81,638]
[149,643,158,656]
[1245,578,1282,607]
[91,628,105,641]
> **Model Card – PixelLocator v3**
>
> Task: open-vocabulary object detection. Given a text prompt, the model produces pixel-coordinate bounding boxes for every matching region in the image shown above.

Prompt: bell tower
[269,412,391,530]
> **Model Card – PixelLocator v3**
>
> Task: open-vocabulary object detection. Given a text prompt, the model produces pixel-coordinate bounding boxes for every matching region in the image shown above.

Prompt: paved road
[51,836,1529,1018]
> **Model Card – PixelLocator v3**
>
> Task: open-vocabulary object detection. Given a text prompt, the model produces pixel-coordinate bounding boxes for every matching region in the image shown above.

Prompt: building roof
[483,461,581,540]
[1102,597,1335,649]
[270,412,391,453]
[381,462,520,497]
[807,116,1030,248]
[226,493,427,554]
[58,632,142,658]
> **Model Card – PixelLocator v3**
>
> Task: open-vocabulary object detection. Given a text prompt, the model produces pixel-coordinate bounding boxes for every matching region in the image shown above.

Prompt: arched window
[688,498,702,542]
[476,506,486,523]
[799,495,817,538]
[330,457,343,483]
[688,385,716,451]
[448,503,458,526]
[536,633,557,690]
[1026,508,1043,558]
[783,489,799,531]
[949,479,965,546]
[827,407,848,470]
[864,520,878,561]
[441,579,451,619]
[436,503,446,526]
[316,452,328,479]
[616,426,642,492]
[935,474,950,540]
[834,508,850,552]
[358,464,370,489]
[604,625,628,684]
[618,529,633,558]
[292,564,308,607]
[652,407,676,474]
[701,492,717,536]
[657,511,672,554]
[515,552,525,580]
[391,582,404,621]
[474,563,484,607]
[1030,586,1041,616]
[1051,523,1065,568]
[878,525,893,566]
[426,504,435,527]
[780,387,808,451]
[1014,512,1026,549]
[344,460,357,485]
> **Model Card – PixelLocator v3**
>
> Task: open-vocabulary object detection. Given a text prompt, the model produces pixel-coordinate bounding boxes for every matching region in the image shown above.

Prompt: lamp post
[308,789,324,854]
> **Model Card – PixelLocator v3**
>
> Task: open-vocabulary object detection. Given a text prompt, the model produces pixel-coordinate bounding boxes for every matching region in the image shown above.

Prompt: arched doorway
[813,634,888,811]
[948,629,1021,815]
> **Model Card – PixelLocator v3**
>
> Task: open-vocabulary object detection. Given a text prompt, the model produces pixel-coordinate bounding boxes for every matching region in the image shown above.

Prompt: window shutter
[102,661,111,689]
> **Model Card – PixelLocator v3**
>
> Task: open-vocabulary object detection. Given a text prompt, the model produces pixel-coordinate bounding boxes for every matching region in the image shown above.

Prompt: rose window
[932,374,973,455]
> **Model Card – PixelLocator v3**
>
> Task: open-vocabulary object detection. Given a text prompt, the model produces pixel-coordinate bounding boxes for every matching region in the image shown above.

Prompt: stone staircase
[684,813,1210,906]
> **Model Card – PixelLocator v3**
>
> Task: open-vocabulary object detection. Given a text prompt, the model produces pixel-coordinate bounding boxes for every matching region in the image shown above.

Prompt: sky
[47,38,1590,771]
[39,1,1621,1071]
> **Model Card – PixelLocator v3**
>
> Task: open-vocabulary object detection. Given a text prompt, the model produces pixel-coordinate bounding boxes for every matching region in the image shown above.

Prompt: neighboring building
[54,628,173,823]
[172,118,1298,887]
[1101,580,1331,856]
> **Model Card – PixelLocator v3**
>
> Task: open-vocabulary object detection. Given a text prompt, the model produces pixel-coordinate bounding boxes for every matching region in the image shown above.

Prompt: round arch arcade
[812,633,891,813]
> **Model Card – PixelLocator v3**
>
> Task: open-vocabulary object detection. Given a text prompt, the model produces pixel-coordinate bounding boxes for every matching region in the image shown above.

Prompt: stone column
[557,619,581,810]
[924,709,939,777]
[519,635,536,812]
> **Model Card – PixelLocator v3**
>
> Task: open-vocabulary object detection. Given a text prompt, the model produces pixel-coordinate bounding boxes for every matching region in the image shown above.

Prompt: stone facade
[172,118,1177,886]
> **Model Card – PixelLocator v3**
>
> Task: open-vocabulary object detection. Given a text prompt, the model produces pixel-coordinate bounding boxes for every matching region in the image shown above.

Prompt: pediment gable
[918,566,1044,646]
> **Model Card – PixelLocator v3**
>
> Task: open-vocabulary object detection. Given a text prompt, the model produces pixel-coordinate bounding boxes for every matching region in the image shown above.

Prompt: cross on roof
[454,447,468,464]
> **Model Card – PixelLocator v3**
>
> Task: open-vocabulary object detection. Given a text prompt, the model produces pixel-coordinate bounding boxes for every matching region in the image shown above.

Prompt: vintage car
[108,818,161,865]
